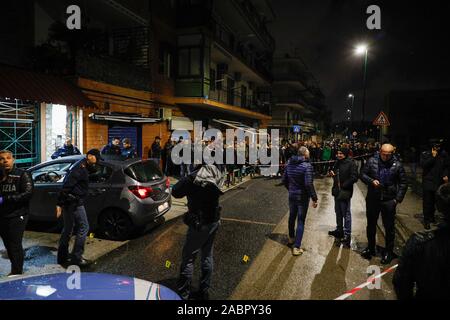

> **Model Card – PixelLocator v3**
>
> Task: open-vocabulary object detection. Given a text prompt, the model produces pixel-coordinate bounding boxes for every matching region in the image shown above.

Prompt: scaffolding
[0,98,39,167]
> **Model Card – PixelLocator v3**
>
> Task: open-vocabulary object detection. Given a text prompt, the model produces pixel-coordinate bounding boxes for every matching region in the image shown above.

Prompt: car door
[28,161,75,221]
[84,162,113,226]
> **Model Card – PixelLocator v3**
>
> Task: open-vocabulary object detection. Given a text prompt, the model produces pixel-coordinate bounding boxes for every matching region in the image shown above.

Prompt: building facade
[0,0,277,166]
[270,54,328,142]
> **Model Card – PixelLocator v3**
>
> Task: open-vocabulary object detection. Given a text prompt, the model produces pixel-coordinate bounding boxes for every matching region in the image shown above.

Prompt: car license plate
[158,202,169,213]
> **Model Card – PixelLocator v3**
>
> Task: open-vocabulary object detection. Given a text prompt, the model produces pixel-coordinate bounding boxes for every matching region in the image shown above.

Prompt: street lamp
[355,45,369,125]
[348,93,355,132]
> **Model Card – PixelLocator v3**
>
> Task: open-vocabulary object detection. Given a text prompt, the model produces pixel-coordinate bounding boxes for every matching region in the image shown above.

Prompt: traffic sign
[373,111,390,126]
[293,125,301,133]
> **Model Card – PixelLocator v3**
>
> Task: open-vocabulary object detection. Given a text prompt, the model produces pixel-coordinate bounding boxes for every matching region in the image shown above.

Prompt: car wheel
[98,209,133,241]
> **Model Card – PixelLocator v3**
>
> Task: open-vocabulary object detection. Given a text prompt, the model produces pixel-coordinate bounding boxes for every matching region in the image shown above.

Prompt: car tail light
[166,178,171,188]
[129,186,153,199]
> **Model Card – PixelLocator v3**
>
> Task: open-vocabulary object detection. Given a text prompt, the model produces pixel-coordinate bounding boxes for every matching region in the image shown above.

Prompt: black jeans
[423,189,436,223]
[366,197,397,253]
[0,215,29,275]
[58,204,89,262]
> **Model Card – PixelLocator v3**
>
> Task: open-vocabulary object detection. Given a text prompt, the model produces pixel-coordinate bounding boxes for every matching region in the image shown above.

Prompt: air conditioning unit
[157,108,172,120]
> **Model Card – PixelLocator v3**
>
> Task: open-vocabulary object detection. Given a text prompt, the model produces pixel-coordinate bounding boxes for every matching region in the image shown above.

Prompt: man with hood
[393,183,450,299]
[360,144,408,264]
[172,163,224,300]
[282,146,318,256]
[328,147,359,247]
[51,138,81,159]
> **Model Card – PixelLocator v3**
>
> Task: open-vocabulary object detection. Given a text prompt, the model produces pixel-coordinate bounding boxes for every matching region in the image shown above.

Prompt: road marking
[335,264,398,300]
[221,217,277,227]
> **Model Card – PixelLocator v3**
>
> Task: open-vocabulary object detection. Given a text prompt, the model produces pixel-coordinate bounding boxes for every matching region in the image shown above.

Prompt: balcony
[231,0,276,52]
[74,27,151,91]
[211,19,273,83]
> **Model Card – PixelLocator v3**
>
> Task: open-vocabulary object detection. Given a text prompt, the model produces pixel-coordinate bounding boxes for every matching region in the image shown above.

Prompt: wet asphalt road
[88,176,399,300]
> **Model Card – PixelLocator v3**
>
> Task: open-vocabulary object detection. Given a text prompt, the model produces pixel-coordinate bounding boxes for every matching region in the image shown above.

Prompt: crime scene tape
[335,264,398,300]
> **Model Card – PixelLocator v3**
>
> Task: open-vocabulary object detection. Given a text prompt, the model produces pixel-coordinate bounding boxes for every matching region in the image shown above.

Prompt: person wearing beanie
[393,183,450,299]
[328,147,358,247]
[56,149,102,268]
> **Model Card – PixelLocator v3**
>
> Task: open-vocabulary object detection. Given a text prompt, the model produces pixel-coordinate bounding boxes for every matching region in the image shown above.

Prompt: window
[177,47,201,76]
[88,164,113,183]
[210,68,216,91]
[159,43,174,78]
[31,162,74,184]
[125,161,163,183]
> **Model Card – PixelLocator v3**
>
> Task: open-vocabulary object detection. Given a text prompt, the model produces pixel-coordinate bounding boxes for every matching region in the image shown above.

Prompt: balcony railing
[212,19,273,82]
[208,88,271,116]
[232,0,275,52]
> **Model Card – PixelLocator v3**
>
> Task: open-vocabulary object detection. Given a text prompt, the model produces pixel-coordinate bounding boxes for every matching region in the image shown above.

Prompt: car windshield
[124,161,163,183]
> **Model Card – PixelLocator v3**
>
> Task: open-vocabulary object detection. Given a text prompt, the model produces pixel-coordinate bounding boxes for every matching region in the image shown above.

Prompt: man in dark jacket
[420,139,449,229]
[121,138,138,160]
[148,136,162,168]
[172,164,224,300]
[101,137,122,157]
[282,146,318,256]
[56,149,102,267]
[360,144,408,264]
[0,150,34,276]
[393,183,450,299]
[51,138,81,159]
[328,147,359,247]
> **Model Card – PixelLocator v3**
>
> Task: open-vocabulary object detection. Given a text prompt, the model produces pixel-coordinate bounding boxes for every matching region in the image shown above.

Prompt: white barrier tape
[335,264,398,300]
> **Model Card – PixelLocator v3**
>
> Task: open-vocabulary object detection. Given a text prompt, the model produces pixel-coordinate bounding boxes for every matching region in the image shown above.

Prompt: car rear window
[124,161,163,183]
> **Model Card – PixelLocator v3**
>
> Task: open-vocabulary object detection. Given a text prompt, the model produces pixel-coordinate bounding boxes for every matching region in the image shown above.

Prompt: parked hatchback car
[27,156,172,240]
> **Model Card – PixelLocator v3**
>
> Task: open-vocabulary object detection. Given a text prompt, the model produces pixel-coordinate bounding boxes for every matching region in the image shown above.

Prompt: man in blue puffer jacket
[282,146,318,256]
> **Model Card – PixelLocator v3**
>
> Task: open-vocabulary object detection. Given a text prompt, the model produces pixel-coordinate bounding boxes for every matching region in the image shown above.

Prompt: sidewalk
[356,180,445,244]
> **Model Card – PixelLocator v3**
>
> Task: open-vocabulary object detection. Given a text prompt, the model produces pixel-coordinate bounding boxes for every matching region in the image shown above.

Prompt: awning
[0,64,94,107]
[213,119,260,135]
[89,113,161,123]
[173,97,272,121]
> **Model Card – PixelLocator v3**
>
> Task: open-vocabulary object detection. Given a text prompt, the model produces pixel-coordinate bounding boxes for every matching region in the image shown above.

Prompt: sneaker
[292,247,304,256]
[288,237,295,246]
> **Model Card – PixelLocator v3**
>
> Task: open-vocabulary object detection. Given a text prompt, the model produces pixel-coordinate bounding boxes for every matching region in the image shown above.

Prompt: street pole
[361,49,368,125]
[350,95,355,131]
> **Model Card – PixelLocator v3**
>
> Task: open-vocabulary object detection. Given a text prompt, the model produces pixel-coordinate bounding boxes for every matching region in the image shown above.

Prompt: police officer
[393,183,450,299]
[56,149,102,267]
[360,144,408,264]
[420,139,449,229]
[101,137,122,157]
[172,163,224,300]
[0,150,34,276]
[121,138,138,160]
[51,138,81,159]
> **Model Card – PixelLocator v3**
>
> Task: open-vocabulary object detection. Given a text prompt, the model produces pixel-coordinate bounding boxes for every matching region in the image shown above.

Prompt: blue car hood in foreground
[0,273,181,300]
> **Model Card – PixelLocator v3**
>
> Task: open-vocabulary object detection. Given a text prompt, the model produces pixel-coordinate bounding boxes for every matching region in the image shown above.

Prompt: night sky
[270,0,450,122]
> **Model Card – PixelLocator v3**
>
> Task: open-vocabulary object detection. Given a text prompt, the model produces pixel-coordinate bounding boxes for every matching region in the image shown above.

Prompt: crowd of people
[1,134,448,300]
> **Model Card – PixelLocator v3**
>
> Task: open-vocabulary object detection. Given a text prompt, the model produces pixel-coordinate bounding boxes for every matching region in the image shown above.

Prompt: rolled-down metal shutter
[108,126,141,157]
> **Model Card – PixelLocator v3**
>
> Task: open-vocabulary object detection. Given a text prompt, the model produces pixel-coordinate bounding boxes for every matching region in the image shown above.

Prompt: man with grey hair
[0,150,34,275]
[282,146,318,256]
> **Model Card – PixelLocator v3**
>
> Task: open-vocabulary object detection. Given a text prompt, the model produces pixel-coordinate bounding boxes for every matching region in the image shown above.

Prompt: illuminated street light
[354,44,369,124]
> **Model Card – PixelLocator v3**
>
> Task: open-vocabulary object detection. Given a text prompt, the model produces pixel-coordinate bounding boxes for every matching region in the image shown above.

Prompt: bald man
[360,144,408,264]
